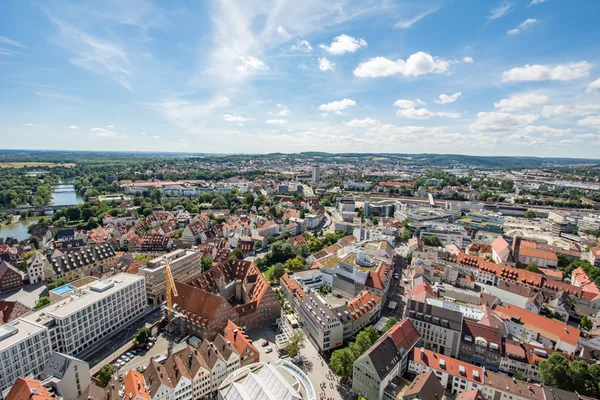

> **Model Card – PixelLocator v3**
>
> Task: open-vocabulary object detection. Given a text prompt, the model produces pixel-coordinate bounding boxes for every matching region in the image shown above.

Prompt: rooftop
[0,318,46,350]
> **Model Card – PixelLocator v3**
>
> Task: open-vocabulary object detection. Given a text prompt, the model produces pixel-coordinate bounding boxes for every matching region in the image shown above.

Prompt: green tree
[524,210,536,218]
[296,244,311,259]
[230,248,244,259]
[272,263,286,281]
[540,353,572,389]
[66,206,81,221]
[47,278,68,290]
[271,241,293,263]
[285,330,305,358]
[285,256,304,270]
[98,364,117,386]
[330,348,355,377]
[423,235,442,247]
[581,315,594,331]
[525,261,539,273]
[381,317,398,333]
[569,360,597,397]
[201,256,213,272]
[132,327,150,344]
[35,296,50,309]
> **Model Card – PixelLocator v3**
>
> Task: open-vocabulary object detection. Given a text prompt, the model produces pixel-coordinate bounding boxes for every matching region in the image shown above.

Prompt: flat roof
[0,319,46,350]
[340,253,383,272]
[26,273,143,321]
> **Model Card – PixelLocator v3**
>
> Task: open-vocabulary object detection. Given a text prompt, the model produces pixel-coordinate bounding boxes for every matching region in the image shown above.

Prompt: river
[0,179,85,242]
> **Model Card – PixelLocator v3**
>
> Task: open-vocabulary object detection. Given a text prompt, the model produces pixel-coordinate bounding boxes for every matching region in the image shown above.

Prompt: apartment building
[139,249,202,305]
[223,320,259,367]
[0,318,53,397]
[352,319,421,400]
[144,361,175,400]
[458,320,503,372]
[39,353,90,400]
[500,340,557,382]
[27,252,48,284]
[406,299,463,357]
[408,347,483,396]
[493,304,579,354]
[24,273,146,355]
[0,261,23,293]
[46,244,117,283]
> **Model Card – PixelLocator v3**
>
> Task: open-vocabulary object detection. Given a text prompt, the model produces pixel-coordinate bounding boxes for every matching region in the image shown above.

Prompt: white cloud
[319,57,335,71]
[494,93,549,112]
[0,36,27,48]
[319,34,367,55]
[152,135,160,139]
[488,3,512,20]
[507,18,538,35]
[279,109,290,116]
[140,132,146,135]
[223,114,248,122]
[277,26,291,39]
[266,119,288,125]
[394,7,439,29]
[47,14,133,90]
[524,125,571,137]
[542,104,600,118]
[529,0,546,5]
[463,56,474,64]
[586,78,600,93]
[236,56,268,72]
[23,123,35,126]
[291,40,312,52]
[68,125,79,129]
[578,116,600,129]
[345,118,379,128]
[318,98,356,112]
[108,125,115,128]
[470,112,539,133]
[394,99,417,109]
[502,62,591,82]
[354,52,450,78]
[435,92,462,104]
[91,127,120,137]
[396,107,460,119]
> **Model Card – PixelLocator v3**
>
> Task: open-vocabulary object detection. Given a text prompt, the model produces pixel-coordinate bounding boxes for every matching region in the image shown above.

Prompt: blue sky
[2,0,600,157]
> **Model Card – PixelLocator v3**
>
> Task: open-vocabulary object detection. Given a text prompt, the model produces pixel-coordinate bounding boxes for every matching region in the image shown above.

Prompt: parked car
[131,349,137,355]
[265,347,273,353]
[120,356,130,362]
[126,352,134,358]
[261,340,269,347]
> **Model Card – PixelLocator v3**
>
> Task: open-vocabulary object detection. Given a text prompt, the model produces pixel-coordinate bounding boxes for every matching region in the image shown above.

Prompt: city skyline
[1,0,600,156]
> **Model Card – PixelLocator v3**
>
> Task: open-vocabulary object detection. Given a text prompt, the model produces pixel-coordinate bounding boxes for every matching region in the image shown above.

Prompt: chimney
[420,347,424,359]
[513,237,521,262]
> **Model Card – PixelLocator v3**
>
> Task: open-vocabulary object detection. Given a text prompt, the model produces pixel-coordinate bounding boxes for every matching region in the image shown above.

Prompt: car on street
[265,347,273,353]
[262,340,269,347]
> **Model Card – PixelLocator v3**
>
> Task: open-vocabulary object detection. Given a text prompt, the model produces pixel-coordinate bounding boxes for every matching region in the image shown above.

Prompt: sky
[1,0,600,157]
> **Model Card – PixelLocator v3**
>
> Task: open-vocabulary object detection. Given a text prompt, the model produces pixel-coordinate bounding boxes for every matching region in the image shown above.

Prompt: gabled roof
[143,360,173,395]
[403,370,444,400]
[6,378,54,400]
[123,370,150,400]
[491,236,510,256]
[0,261,22,279]
[224,320,258,360]
[411,347,483,384]
[494,304,580,346]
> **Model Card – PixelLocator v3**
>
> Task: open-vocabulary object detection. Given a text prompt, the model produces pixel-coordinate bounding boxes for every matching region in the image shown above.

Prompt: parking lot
[247,325,356,400]
[112,335,170,375]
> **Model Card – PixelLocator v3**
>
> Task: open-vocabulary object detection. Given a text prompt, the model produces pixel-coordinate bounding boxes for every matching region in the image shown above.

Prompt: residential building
[390,370,445,400]
[123,370,151,400]
[481,370,544,400]
[493,304,580,354]
[0,261,23,293]
[163,354,193,400]
[408,347,483,395]
[218,360,315,400]
[0,319,53,396]
[39,353,90,400]
[46,244,117,283]
[311,165,320,183]
[0,300,31,324]
[491,236,511,264]
[223,320,259,367]
[141,234,173,252]
[27,253,48,284]
[406,299,463,357]
[458,320,503,372]
[143,361,175,400]
[139,249,202,305]
[24,274,146,355]
[169,260,280,340]
[305,213,323,230]
[5,378,55,400]
[500,340,557,382]
[170,347,211,400]
[347,290,382,334]
[181,222,206,244]
[352,319,421,400]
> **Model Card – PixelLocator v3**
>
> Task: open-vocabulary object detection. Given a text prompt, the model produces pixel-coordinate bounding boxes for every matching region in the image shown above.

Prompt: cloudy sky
[2,0,600,157]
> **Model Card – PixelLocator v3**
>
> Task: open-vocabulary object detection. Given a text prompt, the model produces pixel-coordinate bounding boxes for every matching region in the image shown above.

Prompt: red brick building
[0,261,23,293]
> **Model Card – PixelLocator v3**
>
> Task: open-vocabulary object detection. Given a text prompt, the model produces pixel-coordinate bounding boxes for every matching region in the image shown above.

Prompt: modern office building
[139,249,202,304]
[24,273,146,355]
[0,318,53,397]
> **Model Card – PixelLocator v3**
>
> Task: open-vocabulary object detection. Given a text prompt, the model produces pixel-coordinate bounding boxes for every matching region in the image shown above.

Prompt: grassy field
[0,162,77,168]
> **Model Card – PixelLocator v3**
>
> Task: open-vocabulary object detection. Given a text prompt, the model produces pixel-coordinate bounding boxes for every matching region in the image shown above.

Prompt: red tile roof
[494,304,580,346]
[411,347,483,384]
[6,378,54,400]
[347,290,381,320]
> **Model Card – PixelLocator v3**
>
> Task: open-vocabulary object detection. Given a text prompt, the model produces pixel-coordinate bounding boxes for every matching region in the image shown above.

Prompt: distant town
[1,151,600,400]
